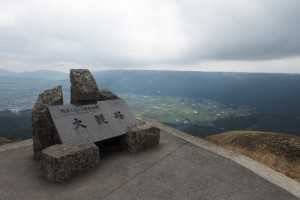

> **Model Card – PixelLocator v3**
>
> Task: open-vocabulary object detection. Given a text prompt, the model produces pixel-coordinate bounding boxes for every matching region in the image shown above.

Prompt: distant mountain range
[1,69,300,139]
[2,69,300,114]
[0,69,68,80]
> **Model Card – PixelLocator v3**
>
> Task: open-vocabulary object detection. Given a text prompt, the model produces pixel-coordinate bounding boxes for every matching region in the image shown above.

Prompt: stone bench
[41,144,100,182]
[125,121,160,153]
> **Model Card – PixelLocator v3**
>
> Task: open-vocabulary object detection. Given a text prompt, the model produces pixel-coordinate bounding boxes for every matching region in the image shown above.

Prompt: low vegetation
[206,131,300,182]
[0,137,13,146]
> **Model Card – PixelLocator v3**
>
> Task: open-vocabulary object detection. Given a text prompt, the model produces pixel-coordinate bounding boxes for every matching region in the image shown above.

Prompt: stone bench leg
[124,122,160,153]
[41,144,100,182]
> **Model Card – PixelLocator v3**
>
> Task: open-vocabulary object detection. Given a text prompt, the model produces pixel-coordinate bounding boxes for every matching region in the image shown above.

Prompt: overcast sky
[0,0,300,73]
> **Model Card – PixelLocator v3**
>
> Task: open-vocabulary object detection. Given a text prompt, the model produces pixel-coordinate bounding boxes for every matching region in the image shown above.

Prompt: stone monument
[32,69,160,182]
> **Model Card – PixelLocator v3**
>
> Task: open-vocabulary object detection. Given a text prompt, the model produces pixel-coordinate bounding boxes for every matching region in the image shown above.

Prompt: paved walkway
[0,126,299,200]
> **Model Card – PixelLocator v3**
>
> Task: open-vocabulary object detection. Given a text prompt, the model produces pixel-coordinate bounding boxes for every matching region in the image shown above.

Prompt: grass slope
[206,131,300,182]
[0,137,13,146]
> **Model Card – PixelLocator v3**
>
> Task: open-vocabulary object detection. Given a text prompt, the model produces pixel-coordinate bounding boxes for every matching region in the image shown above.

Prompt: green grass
[121,94,252,125]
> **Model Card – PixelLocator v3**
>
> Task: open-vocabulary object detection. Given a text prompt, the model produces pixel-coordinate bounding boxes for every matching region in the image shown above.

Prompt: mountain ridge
[0,69,68,80]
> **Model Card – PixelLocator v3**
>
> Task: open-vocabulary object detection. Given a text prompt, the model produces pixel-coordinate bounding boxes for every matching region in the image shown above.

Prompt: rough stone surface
[70,69,99,105]
[70,69,119,105]
[32,86,63,160]
[125,121,160,153]
[98,89,119,101]
[41,144,100,183]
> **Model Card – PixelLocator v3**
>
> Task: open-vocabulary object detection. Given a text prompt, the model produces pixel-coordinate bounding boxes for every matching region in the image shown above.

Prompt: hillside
[0,69,67,80]
[206,131,300,182]
[0,110,32,139]
[0,137,13,145]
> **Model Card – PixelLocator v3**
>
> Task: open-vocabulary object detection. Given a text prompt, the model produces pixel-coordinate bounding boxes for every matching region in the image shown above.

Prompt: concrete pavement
[0,125,299,200]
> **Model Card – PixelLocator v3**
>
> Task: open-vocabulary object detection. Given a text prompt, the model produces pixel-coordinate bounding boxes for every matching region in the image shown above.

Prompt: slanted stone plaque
[48,99,137,145]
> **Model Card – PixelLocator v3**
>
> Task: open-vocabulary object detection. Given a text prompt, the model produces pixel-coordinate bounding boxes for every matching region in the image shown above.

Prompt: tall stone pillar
[70,69,119,105]
[70,69,99,105]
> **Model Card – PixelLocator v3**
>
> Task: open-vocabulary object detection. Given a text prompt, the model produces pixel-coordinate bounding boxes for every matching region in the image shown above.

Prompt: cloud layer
[0,0,300,72]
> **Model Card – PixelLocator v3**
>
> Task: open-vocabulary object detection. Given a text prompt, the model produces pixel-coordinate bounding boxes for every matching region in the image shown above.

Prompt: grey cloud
[178,0,300,62]
[0,0,300,72]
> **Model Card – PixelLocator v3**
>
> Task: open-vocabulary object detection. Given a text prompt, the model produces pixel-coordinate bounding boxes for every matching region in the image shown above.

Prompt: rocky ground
[0,137,13,146]
[206,131,300,182]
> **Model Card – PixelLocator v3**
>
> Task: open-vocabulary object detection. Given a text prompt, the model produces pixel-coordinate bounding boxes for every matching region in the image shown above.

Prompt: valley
[1,70,300,139]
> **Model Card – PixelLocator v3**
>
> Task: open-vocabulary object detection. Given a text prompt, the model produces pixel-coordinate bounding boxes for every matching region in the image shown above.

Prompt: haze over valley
[1,69,300,140]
